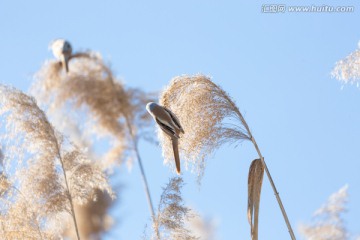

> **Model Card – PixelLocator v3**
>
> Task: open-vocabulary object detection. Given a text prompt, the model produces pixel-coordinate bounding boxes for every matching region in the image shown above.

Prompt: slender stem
[106,74,156,221]
[105,67,158,238]
[214,83,296,239]
[125,117,156,218]
[124,117,160,239]
[54,139,81,240]
[252,138,296,240]
[133,142,156,218]
[238,112,296,240]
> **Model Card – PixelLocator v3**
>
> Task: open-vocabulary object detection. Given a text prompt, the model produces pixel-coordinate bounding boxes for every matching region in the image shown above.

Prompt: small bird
[146,102,184,174]
[50,39,72,73]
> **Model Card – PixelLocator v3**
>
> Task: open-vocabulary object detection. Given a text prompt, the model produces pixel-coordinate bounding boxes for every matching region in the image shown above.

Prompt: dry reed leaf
[159,74,250,179]
[247,159,264,240]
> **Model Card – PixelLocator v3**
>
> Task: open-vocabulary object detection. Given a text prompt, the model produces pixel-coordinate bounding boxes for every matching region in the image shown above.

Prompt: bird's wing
[156,118,178,138]
[172,138,181,174]
[163,107,184,133]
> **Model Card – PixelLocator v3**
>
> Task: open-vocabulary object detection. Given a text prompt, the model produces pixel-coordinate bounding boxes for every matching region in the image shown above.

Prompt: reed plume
[332,43,360,86]
[159,74,250,178]
[32,52,129,167]
[159,75,296,239]
[299,185,349,240]
[185,211,218,240]
[153,177,198,240]
[50,111,117,239]
[0,85,113,239]
[32,50,156,222]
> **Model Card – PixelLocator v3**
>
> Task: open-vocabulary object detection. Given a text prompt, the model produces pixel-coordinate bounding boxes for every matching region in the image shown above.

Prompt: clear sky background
[1,1,360,239]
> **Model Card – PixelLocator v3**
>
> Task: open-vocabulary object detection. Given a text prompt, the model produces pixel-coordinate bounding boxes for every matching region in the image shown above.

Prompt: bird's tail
[62,56,69,73]
[172,138,181,174]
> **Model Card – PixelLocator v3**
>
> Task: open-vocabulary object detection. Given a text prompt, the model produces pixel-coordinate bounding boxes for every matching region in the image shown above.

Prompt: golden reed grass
[0,85,113,240]
[159,75,295,240]
[159,75,250,180]
[32,50,157,231]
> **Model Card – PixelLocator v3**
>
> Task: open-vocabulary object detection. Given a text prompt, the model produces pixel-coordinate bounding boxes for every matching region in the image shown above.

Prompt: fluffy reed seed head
[32,52,127,159]
[332,44,360,86]
[153,177,198,240]
[0,85,114,238]
[159,75,250,178]
[185,211,218,240]
[32,51,154,168]
[299,185,349,240]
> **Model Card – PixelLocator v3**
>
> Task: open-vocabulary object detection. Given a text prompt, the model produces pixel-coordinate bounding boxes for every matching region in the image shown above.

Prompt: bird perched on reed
[146,102,184,174]
[50,39,72,73]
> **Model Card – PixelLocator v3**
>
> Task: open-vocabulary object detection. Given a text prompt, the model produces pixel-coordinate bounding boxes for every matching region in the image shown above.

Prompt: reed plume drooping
[159,74,250,179]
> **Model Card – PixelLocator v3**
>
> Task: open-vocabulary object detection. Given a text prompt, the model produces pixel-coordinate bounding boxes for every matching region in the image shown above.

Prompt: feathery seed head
[0,85,114,238]
[159,74,250,179]
[153,177,198,240]
[33,51,155,168]
[332,43,360,86]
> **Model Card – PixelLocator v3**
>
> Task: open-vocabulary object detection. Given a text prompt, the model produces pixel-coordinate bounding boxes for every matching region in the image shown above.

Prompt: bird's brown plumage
[146,102,184,174]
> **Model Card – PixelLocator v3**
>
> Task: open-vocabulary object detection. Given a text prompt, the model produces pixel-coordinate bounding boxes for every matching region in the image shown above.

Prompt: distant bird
[146,102,184,174]
[50,39,72,73]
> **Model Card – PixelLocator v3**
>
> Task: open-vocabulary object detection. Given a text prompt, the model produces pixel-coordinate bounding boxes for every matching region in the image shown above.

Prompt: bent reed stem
[202,80,295,239]
[238,113,296,240]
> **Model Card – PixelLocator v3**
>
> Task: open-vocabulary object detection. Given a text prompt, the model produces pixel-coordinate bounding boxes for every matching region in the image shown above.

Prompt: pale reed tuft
[32,52,128,167]
[0,85,113,239]
[185,211,218,240]
[32,51,154,168]
[153,177,198,240]
[33,49,156,226]
[159,75,250,178]
[332,44,360,86]
[299,185,349,240]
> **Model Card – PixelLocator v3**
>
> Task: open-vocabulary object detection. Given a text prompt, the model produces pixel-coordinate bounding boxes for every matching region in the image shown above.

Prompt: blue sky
[1,1,360,239]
